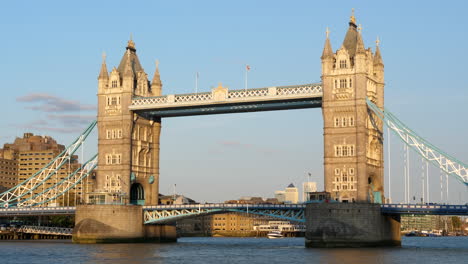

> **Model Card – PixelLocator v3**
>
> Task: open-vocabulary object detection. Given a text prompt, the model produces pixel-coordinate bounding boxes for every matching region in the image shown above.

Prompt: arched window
[130,183,145,205]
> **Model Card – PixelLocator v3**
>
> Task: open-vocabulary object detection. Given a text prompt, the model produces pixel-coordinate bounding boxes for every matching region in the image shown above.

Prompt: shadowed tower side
[96,39,162,205]
[321,12,385,203]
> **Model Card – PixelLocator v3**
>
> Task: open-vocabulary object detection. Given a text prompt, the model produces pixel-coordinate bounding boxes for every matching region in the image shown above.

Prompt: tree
[451,216,462,231]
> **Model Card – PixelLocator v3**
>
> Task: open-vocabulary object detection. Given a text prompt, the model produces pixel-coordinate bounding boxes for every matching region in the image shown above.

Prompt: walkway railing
[17,225,72,236]
[131,83,322,110]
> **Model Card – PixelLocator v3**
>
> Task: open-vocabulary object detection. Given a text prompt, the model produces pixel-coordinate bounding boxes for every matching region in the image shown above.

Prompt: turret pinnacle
[321,27,334,59]
[356,26,365,54]
[151,60,163,96]
[374,37,384,65]
[152,60,162,84]
[98,52,109,79]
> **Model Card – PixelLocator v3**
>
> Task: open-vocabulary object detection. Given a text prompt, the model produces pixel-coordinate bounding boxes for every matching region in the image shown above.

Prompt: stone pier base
[305,203,400,248]
[72,205,177,243]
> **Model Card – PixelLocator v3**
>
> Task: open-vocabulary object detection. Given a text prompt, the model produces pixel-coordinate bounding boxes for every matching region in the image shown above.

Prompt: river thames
[0,237,467,264]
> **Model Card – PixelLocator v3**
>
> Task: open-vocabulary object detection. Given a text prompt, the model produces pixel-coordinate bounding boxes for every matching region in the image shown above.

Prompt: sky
[0,0,467,204]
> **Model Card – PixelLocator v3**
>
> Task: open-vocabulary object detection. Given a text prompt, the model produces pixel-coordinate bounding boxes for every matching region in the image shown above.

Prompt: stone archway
[130,183,145,205]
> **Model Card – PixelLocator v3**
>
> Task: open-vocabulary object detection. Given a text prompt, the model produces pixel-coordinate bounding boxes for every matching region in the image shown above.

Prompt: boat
[267,230,284,239]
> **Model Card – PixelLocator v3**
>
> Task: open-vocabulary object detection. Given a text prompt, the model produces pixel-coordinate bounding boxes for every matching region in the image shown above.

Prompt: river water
[0,237,467,264]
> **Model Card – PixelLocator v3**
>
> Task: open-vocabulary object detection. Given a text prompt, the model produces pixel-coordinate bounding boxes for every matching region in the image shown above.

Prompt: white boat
[267,230,284,239]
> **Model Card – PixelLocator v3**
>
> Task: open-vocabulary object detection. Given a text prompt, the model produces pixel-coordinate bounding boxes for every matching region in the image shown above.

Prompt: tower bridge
[0,12,467,246]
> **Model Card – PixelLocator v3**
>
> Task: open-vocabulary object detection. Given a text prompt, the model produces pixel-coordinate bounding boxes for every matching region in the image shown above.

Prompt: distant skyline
[0,1,467,203]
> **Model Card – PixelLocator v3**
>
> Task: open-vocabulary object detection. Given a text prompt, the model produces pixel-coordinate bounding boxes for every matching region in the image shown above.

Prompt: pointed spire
[123,50,134,77]
[152,59,162,85]
[321,27,333,59]
[342,10,359,58]
[98,52,109,79]
[151,59,163,96]
[356,26,365,54]
[374,37,383,65]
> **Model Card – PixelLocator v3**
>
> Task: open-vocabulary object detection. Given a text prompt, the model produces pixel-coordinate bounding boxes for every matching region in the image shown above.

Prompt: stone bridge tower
[96,39,162,205]
[321,13,385,203]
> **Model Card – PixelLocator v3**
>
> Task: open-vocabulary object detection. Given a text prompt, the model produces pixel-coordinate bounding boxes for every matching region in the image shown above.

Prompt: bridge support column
[72,205,176,243]
[305,203,400,247]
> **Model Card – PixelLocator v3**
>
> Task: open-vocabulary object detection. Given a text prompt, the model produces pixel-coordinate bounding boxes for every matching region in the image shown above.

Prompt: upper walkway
[129,83,323,118]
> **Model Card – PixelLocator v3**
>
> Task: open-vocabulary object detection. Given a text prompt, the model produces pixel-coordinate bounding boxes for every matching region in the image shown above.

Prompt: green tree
[49,215,75,228]
[451,216,462,231]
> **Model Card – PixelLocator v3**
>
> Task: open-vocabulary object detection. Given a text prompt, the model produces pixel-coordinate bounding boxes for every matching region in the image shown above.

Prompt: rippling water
[0,237,467,264]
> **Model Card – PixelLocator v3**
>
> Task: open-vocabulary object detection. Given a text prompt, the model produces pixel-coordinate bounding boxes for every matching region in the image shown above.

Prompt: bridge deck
[129,83,323,118]
[0,204,466,219]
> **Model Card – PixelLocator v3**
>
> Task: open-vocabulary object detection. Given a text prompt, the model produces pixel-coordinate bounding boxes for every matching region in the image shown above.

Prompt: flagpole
[195,72,198,94]
[245,66,248,91]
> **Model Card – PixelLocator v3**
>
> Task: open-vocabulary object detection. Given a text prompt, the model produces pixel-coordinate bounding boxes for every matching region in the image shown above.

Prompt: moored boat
[267,231,284,239]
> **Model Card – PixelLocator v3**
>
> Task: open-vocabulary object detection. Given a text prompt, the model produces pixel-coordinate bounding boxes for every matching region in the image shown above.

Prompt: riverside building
[0,133,94,206]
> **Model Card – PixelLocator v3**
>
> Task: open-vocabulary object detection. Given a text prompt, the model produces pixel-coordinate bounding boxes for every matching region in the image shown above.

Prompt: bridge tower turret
[96,39,161,205]
[321,12,385,203]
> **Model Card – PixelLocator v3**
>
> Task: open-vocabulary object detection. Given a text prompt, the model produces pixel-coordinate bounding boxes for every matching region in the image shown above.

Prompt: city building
[274,183,299,204]
[225,197,281,204]
[159,194,196,205]
[284,183,299,204]
[0,133,94,206]
[302,181,317,202]
[0,157,18,190]
[274,191,285,203]
[177,197,286,237]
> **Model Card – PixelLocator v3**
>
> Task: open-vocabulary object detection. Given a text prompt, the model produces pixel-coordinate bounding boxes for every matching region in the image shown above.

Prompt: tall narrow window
[349,78,352,88]
[340,79,347,88]
[349,145,355,156]
[342,117,347,127]
[342,146,348,156]
[349,117,355,126]
[334,117,340,127]
[340,60,347,69]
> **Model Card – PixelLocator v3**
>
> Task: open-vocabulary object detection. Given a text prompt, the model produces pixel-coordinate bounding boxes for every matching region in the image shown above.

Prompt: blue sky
[0,0,467,203]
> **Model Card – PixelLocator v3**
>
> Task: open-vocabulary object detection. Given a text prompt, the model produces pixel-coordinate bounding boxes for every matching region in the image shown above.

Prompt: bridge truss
[367,99,468,186]
[143,204,306,224]
[0,121,98,208]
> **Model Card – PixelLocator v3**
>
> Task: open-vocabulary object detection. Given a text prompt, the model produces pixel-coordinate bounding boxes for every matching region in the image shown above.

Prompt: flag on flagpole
[246,65,251,71]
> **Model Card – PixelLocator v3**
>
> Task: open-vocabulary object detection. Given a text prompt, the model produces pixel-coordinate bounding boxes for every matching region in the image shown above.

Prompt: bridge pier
[72,205,176,243]
[305,203,400,247]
